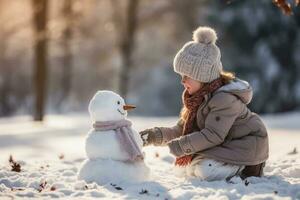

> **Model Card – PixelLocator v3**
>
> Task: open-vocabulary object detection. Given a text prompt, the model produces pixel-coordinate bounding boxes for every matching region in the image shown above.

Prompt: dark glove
[139,127,163,146]
[167,139,184,157]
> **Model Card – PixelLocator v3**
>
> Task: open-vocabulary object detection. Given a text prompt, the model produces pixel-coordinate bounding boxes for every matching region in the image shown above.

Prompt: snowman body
[85,128,143,161]
[78,90,149,185]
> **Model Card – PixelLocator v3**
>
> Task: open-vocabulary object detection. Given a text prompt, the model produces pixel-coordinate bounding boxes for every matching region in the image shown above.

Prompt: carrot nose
[123,104,136,111]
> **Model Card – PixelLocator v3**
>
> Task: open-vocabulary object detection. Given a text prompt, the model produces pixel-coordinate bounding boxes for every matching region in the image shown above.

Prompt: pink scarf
[93,119,144,162]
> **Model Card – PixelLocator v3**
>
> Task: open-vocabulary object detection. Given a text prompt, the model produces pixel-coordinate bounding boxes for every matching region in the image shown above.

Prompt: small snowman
[78,90,150,185]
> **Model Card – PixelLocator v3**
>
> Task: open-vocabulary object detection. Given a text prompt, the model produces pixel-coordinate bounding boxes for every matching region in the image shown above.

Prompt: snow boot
[240,162,265,179]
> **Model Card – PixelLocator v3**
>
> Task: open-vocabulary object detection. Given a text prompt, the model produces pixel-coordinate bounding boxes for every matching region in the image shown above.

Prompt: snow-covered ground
[0,113,300,199]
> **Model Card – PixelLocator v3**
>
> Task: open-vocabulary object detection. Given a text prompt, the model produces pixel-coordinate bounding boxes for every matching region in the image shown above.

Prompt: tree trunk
[60,0,73,105]
[32,0,48,121]
[111,0,139,99]
[0,54,13,116]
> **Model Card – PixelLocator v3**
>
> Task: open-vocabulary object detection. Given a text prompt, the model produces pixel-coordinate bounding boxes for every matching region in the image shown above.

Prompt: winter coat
[158,78,269,166]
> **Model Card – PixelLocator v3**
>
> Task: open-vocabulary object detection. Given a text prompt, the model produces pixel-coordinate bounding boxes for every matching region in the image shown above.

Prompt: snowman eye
[117,101,120,105]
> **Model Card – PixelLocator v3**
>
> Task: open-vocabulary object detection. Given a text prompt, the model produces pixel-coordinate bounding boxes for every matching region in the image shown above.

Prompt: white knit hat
[173,26,223,83]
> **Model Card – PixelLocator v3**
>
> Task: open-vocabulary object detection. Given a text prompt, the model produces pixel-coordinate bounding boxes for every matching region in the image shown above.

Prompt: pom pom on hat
[192,26,217,44]
[173,26,222,83]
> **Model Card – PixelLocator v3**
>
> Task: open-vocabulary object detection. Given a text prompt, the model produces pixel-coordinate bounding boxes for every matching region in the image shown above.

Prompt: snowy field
[0,113,300,199]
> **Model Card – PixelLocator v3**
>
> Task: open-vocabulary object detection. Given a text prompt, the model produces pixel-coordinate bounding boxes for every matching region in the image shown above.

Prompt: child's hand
[139,127,162,146]
[167,139,184,157]
[168,139,193,166]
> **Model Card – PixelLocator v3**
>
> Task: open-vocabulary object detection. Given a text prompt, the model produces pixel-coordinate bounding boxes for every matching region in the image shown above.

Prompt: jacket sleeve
[177,92,243,155]
[155,119,184,146]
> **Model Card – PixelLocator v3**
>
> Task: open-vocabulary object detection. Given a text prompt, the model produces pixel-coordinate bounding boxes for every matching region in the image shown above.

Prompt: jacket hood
[214,78,253,104]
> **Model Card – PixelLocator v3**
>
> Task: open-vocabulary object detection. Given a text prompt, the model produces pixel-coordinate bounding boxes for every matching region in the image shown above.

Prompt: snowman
[78,90,150,185]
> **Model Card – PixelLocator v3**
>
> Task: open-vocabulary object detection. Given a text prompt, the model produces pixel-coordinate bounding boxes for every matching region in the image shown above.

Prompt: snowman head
[88,90,136,122]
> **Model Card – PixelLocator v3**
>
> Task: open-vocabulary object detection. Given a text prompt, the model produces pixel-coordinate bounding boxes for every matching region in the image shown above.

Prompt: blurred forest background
[0,0,299,121]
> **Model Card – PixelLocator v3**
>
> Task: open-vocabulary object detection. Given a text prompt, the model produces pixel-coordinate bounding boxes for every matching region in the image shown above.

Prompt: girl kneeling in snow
[139,26,269,181]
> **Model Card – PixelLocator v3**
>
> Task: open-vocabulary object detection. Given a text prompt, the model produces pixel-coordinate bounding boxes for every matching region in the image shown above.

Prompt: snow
[78,158,150,185]
[0,113,300,199]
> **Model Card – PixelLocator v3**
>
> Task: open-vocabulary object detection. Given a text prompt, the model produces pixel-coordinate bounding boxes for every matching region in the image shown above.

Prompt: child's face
[181,75,203,95]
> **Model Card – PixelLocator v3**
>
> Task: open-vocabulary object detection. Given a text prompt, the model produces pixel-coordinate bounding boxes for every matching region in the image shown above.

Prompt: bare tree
[32,0,49,121]
[0,0,33,116]
[0,44,13,116]
[0,0,12,116]
[110,0,139,99]
[58,0,73,107]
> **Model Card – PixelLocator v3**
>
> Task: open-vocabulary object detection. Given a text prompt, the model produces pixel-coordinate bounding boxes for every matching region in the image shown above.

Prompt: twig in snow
[139,189,149,195]
[110,183,123,190]
[288,147,298,155]
[11,187,25,191]
[50,186,56,191]
[9,155,21,172]
[58,153,65,160]
[37,181,47,192]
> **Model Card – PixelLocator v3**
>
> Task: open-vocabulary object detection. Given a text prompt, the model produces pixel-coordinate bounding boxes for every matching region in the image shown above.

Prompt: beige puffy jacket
[157,78,269,166]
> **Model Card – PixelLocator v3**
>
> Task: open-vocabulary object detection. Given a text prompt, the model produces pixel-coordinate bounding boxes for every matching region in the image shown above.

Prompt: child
[139,26,269,181]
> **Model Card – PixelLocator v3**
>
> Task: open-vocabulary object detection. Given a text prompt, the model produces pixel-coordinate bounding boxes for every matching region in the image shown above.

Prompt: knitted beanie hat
[173,26,223,83]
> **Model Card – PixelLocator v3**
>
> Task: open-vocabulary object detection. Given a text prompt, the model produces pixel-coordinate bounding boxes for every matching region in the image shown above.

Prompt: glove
[167,139,184,157]
[139,127,162,146]
[168,140,193,166]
